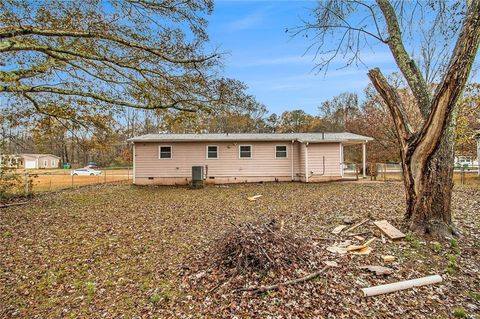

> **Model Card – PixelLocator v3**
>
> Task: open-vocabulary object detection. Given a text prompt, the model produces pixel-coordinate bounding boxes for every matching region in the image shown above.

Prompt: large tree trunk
[403,113,457,237]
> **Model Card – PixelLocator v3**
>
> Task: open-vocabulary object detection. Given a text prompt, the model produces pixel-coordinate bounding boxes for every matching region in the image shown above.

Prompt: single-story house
[128,133,373,185]
[18,154,61,169]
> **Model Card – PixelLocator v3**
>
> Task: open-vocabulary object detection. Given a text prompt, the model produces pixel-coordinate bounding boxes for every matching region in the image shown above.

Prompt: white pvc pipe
[361,275,442,297]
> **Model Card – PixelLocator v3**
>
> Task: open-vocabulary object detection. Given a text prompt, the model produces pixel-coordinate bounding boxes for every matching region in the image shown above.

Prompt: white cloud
[226,10,265,32]
[232,54,317,67]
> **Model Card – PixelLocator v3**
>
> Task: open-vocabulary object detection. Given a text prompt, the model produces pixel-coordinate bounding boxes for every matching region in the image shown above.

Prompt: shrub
[0,165,23,199]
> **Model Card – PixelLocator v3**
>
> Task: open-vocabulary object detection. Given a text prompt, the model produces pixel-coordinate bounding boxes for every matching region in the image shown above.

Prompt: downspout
[305,142,309,183]
[340,143,344,177]
[132,143,136,184]
[291,140,294,181]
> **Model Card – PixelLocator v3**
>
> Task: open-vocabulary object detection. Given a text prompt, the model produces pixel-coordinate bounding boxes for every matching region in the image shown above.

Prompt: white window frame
[158,145,172,159]
[206,145,219,159]
[44,159,48,167]
[239,145,252,159]
[275,145,288,159]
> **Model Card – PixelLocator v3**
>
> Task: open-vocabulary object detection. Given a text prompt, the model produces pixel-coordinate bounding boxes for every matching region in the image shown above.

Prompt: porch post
[362,142,367,179]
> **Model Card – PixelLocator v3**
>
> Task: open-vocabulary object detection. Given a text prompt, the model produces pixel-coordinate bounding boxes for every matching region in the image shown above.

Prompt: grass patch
[405,233,421,249]
[446,255,458,275]
[452,307,467,318]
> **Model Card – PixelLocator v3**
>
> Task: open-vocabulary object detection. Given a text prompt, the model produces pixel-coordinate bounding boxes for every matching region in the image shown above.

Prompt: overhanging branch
[0,26,217,64]
[2,84,197,112]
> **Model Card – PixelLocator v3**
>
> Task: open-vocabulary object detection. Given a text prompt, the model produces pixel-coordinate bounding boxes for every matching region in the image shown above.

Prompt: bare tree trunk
[403,115,456,236]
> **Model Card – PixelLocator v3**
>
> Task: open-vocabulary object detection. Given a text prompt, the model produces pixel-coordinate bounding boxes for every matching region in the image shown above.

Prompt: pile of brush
[213,219,309,272]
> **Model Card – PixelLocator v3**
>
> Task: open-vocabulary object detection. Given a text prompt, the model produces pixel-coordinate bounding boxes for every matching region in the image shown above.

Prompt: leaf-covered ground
[1,182,479,318]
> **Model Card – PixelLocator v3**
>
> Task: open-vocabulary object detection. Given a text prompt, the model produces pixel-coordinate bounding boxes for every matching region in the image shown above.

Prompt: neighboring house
[128,133,373,185]
[18,154,61,169]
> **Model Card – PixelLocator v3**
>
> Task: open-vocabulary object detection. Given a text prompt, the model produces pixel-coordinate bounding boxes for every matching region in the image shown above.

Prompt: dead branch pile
[213,219,309,272]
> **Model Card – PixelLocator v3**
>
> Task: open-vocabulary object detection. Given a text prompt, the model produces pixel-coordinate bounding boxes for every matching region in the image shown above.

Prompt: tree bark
[367,0,480,238]
[403,113,456,237]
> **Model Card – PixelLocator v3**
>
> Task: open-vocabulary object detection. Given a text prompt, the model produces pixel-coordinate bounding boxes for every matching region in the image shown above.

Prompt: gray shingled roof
[128,132,373,143]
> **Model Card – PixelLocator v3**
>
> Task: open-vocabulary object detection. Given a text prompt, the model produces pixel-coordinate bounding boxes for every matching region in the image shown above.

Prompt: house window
[275,145,288,158]
[51,160,56,167]
[239,145,252,158]
[159,146,172,159]
[207,145,218,159]
[44,160,48,167]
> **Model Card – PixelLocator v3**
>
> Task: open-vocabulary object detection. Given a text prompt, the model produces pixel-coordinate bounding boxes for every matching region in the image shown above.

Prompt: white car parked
[71,168,102,176]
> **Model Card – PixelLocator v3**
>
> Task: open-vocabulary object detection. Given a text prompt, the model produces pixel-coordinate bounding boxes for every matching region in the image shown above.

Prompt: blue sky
[207,1,398,115]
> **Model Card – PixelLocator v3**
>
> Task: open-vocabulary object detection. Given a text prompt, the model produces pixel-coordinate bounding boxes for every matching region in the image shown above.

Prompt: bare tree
[297,0,480,237]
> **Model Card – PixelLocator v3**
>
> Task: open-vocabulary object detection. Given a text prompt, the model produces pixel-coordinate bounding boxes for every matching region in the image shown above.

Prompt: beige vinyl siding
[307,143,342,176]
[135,142,298,178]
[20,155,59,169]
[134,141,342,181]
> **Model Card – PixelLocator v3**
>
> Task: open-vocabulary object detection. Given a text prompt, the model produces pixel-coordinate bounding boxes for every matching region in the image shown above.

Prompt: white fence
[6,167,133,197]
[342,162,479,185]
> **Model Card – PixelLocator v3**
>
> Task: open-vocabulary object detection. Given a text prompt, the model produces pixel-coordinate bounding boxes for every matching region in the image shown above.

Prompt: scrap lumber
[373,220,406,239]
[239,265,330,293]
[327,246,348,254]
[361,275,442,297]
[363,237,376,246]
[347,237,376,252]
[247,195,262,201]
[331,225,347,234]
[350,246,372,255]
[345,219,369,233]
[359,265,393,276]
[347,245,366,251]
[382,255,396,262]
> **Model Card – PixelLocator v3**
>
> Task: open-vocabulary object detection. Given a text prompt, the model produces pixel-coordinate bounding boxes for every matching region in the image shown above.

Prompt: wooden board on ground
[331,225,347,234]
[345,219,369,233]
[373,220,405,239]
[247,195,262,201]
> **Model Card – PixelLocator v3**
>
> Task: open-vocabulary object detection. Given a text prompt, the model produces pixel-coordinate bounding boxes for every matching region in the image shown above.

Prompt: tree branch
[0,26,217,64]
[376,0,432,118]
[2,84,197,112]
[368,68,412,148]
[414,0,480,162]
